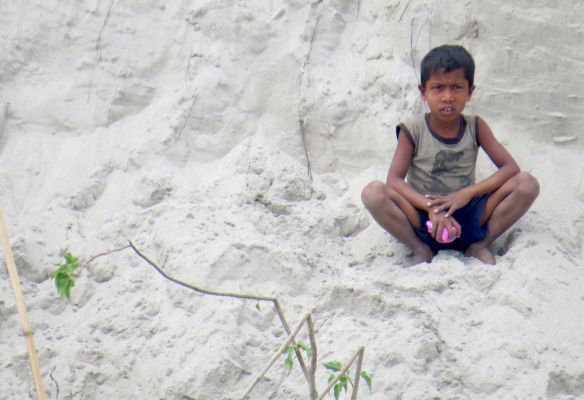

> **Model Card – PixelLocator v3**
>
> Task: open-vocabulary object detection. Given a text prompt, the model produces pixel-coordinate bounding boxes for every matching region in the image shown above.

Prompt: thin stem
[177,95,199,138]
[49,367,60,400]
[307,315,318,399]
[350,348,364,400]
[128,241,275,302]
[297,14,320,180]
[80,245,131,270]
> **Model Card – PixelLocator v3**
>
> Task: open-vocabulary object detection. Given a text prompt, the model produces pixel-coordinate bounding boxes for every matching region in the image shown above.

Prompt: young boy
[361,45,539,265]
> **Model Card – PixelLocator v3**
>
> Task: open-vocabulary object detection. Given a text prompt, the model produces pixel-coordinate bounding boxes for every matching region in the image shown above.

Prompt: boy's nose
[442,89,454,101]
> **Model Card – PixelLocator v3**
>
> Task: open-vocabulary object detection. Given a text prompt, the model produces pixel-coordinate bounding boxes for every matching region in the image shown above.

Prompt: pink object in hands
[426,220,457,243]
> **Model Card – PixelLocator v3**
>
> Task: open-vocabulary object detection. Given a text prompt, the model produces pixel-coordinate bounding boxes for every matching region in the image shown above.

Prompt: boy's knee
[361,180,387,209]
[517,172,540,200]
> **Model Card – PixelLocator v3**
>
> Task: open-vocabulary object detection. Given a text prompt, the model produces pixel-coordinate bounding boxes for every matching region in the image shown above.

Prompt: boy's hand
[425,189,473,218]
[428,211,461,243]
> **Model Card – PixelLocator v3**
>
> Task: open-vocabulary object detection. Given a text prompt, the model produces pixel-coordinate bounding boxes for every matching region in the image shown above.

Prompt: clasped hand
[425,190,471,243]
[425,189,472,218]
[426,210,461,243]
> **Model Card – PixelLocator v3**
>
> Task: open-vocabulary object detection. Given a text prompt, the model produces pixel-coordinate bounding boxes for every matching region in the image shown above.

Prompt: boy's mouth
[441,107,455,112]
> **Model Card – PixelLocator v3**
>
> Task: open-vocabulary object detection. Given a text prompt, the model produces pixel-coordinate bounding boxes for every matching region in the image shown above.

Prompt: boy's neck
[427,113,462,138]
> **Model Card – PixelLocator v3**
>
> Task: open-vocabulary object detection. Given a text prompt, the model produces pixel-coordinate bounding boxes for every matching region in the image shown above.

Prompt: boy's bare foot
[465,243,496,265]
[411,245,434,265]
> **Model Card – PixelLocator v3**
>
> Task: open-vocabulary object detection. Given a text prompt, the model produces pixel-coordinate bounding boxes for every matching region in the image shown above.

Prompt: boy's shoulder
[396,113,480,144]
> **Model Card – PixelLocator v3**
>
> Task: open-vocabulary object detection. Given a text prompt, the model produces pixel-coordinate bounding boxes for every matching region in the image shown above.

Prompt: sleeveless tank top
[396,113,480,195]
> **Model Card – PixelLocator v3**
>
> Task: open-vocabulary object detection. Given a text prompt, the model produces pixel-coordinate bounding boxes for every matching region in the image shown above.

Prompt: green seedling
[53,252,80,300]
[324,360,372,400]
[283,341,312,374]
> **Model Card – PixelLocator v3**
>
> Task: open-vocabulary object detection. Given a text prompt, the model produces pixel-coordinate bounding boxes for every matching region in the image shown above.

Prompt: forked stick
[0,210,47,400]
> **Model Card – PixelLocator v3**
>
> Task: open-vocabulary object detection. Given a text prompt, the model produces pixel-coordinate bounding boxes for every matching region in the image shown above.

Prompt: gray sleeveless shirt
[396,114,480,195]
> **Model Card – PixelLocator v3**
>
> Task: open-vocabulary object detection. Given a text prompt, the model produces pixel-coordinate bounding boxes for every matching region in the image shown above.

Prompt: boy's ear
[468,85,476,98]
[418,84,426,100]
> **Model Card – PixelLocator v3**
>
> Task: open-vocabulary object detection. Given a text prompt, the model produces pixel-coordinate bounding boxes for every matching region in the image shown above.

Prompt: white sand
[1,1,584,399]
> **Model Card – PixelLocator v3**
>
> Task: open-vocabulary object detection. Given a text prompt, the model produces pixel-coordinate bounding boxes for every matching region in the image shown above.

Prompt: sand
[1,1,584,399]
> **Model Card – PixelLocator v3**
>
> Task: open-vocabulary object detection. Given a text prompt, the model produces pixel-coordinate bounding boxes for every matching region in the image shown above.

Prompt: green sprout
[324,360,372,400]
[53,252,80,300]
[283,341,312,374]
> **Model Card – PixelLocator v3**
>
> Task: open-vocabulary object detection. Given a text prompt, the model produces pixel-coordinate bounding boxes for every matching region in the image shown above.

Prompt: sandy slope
[1,1,584,399]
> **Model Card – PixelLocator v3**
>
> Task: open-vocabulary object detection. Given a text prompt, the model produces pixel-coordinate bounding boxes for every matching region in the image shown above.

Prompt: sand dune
[1,1,583,399]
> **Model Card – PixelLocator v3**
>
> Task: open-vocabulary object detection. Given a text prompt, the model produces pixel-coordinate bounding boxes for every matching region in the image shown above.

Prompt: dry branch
[87,0,120,100]
[297,14,321,180]
[127,241,313,395]
[177,95,199,138]
[0,210,47,400]
[80,244,130,270]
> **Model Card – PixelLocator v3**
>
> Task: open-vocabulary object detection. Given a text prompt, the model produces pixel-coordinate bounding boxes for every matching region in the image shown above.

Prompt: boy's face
[419,68,475,124]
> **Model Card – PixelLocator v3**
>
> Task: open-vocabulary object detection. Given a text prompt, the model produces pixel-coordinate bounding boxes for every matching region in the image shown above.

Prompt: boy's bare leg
[361,181,434,264]
[465,172,540,264]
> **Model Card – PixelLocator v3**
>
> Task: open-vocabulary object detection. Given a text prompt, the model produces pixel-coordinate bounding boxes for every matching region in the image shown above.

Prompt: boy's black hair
[420,45,475,88]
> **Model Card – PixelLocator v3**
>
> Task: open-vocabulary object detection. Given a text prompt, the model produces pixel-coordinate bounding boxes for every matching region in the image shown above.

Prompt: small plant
[284,341,312,374]
[53,252,80,300]
[324,360,372,400]
[50,243,371,400]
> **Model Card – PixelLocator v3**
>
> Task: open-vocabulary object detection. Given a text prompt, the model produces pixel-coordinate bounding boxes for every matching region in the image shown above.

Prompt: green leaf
[54,252,80,300]
[64,252,79,269]
[339,374,348,392]
[296,341,312,360]
[255,303,261,311]
[328,373,337,383]
[323,361,342,372]
[284,346,294,375]
[360,370,372,391]
[333,383,342,400]
[54,271,75,299]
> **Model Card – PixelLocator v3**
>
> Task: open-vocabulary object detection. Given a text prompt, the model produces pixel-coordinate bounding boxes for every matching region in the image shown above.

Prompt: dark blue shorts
[413,194,490,252]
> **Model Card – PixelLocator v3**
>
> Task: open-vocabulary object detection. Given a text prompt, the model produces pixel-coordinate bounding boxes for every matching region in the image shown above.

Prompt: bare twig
[87,0,120,100]
[297,15,321,180]
[302,15,321,76]
[177,95,199,138]
[49,367,59,400]
[307,315,318,399]
[127,241,312,394]
[316,346,365,400]
[298,115,312,179]
[80,245,131,270]
[129,240,278,302]
[399,0,412,22]
[350,348,364,400]
[94,0,119,64]
[410,18,420,87]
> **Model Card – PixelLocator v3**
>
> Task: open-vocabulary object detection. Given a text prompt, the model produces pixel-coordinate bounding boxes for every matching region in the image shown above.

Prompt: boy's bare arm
[386,133,431,212]
[428,117,520,217]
